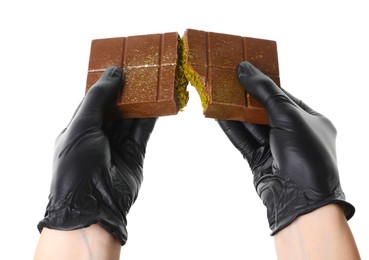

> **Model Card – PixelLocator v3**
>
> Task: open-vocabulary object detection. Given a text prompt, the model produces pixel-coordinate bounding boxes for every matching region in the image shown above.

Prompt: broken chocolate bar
[86,29,280,123]
[182,29,280,124]
[86,32,189,119]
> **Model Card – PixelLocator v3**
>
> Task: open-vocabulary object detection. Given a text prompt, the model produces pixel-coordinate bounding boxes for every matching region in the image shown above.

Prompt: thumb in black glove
[218,61,354,234]
[38,66,157,245]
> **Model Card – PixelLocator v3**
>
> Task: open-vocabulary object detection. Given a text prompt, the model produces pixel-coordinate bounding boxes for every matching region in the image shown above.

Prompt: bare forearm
[274,204,360,260]
[34,224,121,260]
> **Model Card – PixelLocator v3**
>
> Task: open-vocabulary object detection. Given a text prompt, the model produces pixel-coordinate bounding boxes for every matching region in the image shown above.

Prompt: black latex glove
[37,66,157,245]
[218,61,355,235]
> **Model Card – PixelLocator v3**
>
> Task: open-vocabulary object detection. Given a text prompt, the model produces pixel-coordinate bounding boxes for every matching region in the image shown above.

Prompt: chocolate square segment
[88,37,125,70]
[86,32,181,119]
[183,29,280,124]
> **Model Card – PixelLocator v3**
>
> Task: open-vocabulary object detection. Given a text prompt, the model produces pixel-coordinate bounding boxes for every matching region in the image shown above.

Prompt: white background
[1,0,368,259]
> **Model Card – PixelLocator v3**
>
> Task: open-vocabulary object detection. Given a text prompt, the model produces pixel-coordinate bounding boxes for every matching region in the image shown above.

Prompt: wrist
[274,204,360,260]
[34,224,121,260]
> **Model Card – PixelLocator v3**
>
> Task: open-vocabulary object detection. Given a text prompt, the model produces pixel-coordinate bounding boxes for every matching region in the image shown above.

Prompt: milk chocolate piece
[86,32,188,119]
[183,29,280,124]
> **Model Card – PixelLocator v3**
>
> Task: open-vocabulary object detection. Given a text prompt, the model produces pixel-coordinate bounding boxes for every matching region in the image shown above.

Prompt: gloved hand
[38,66,157,245]
[218,61,355,235]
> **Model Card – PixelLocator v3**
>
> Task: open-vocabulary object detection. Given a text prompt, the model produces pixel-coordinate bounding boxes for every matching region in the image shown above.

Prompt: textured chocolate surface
[86,32,183,119]
[183,29,280,124]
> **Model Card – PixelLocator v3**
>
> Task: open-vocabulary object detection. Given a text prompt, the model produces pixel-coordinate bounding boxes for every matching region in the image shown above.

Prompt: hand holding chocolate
[218,61,355,234]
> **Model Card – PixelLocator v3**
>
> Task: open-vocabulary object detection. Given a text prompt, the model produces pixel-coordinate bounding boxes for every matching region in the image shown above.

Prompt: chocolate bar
[86,32,189,119]
[182,29,280,124]
[86,29,280,123]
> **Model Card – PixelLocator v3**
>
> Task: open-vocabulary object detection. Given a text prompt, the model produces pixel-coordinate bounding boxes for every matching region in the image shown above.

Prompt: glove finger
[237,61,284,107]
[241,121,270,146]
[130,118,158,146]
[73,66,123,129]
[108,118,157,148]
[237,61,304,127]
[281,88,322,116]
[217,120,261,163]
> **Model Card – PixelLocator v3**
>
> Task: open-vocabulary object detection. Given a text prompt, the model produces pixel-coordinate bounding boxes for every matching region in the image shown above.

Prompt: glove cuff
[255,175,355,236]
[37,168,129,245]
